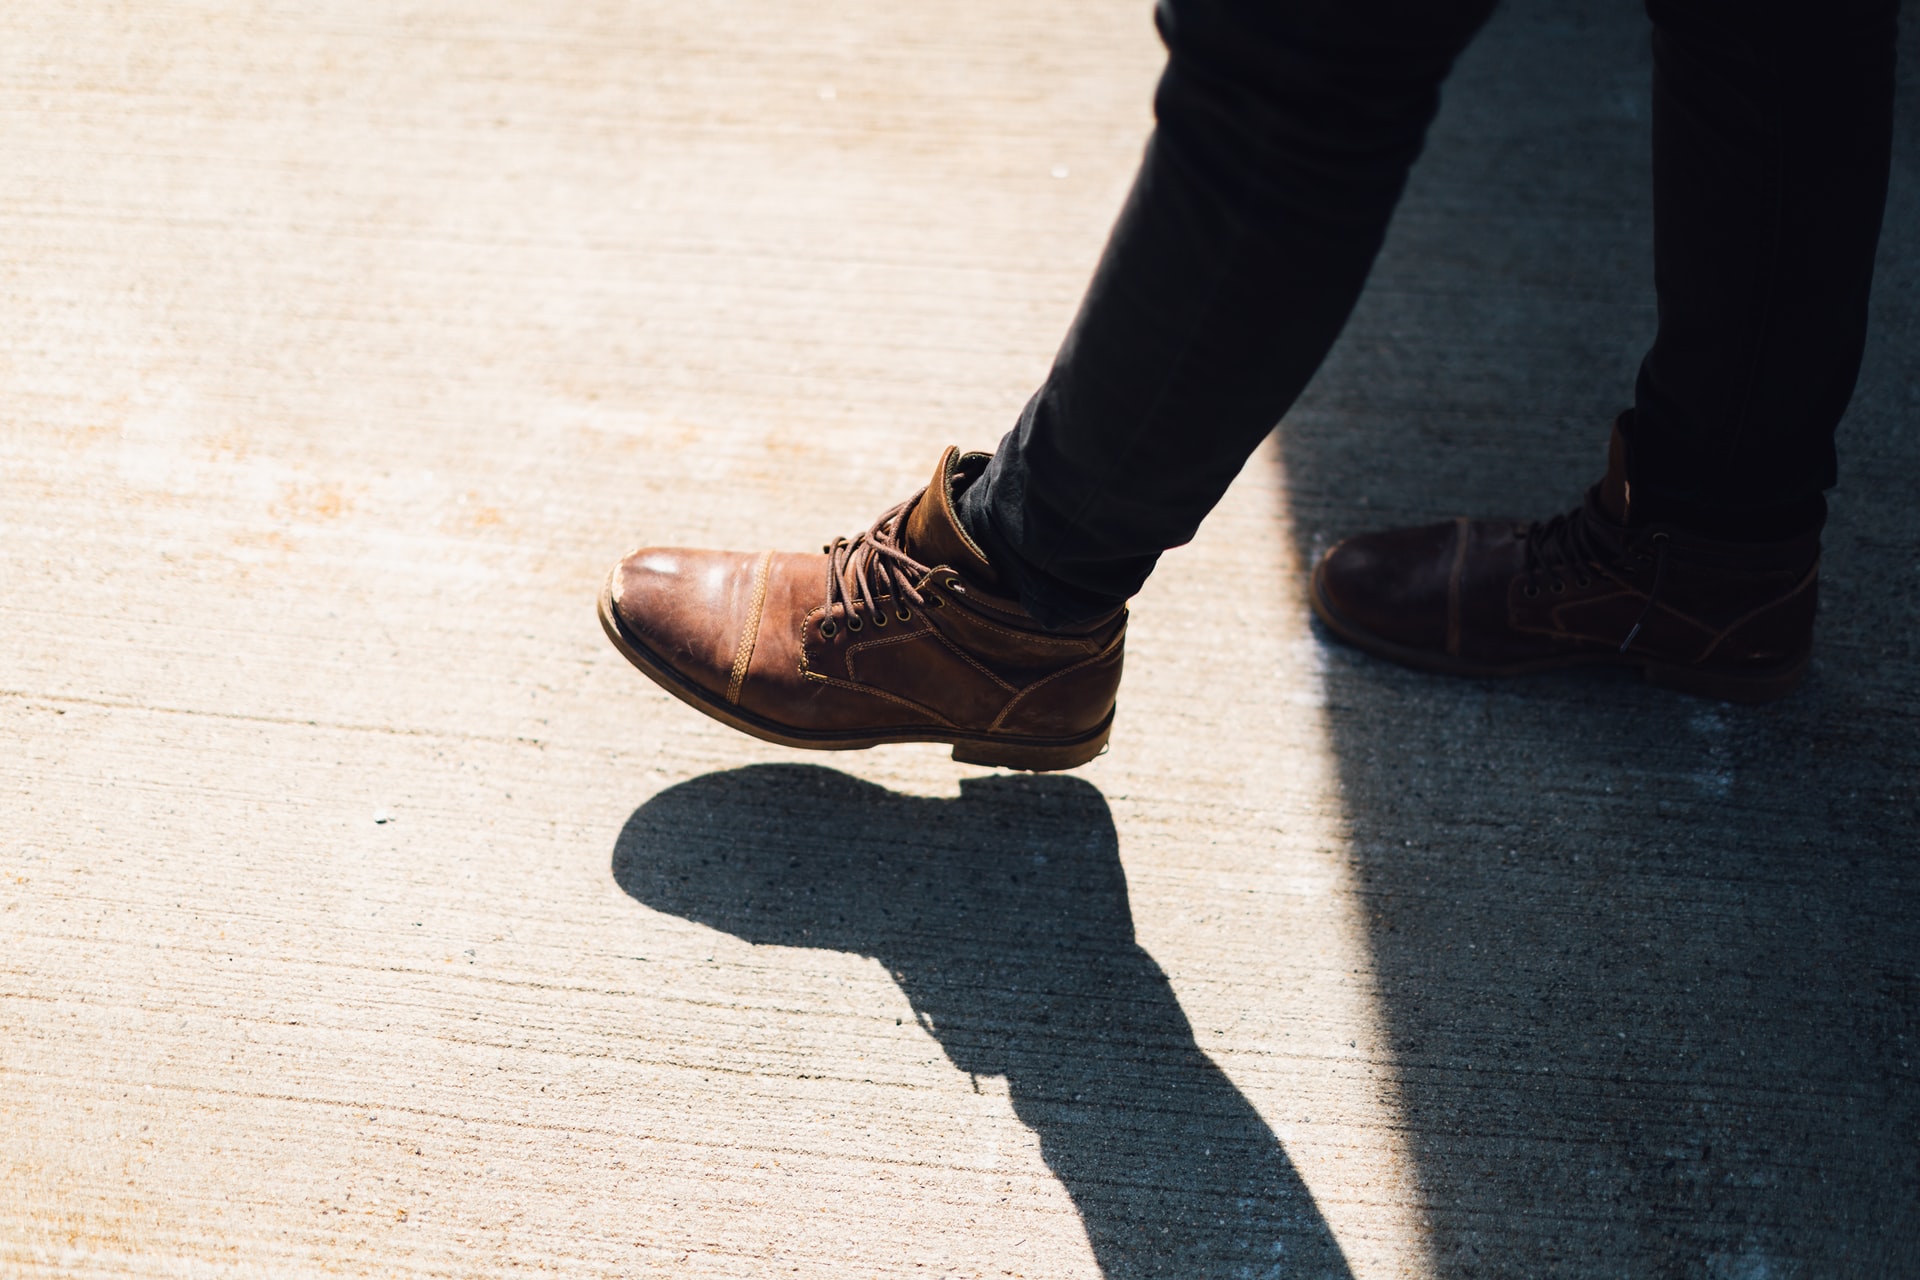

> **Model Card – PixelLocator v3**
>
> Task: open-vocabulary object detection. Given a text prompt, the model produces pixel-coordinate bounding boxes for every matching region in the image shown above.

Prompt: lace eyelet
[872,612,887,628]
[847,616,864,632]
[927,594,944,609]
[1576,575,1592,588]
[895,608,911,622]
[820,619,837,638]
[1550,580,1566,594]
[1650,531,1670,545]
[1523,584,1540,599]
[944,578,962,592]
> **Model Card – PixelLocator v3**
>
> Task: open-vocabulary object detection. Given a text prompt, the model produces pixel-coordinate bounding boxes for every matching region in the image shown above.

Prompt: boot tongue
[900,447,1000,587]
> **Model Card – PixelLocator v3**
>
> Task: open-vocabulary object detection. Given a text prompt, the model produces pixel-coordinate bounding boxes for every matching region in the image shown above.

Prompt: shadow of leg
[613,764,1351,1279]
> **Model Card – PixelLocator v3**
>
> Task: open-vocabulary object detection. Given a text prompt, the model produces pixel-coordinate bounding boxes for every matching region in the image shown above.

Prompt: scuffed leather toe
[609,548,770,701]
[1314,521,1462,653]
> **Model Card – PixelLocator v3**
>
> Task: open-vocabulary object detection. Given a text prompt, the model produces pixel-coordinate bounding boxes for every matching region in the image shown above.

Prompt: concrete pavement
[3,2,1916,1276]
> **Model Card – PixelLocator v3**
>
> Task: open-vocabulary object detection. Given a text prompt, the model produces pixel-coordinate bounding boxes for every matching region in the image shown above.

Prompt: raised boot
[1310,420,1821,704]
[599,449,1127,770]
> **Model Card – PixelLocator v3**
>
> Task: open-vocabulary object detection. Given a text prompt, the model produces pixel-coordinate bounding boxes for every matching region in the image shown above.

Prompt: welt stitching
[844,622,1019,695]
[1545,585,1712,634]
[725,550,774,705]
[1517,586,1634,636]
[988,633,1123,732]
[804,674,955,725]
[925,631,1021,694]
[1546,584,1726,651]
[842,625,967,686]
[945,607,1108,649]
[1694,560,1817,663]
[797,605,824,679]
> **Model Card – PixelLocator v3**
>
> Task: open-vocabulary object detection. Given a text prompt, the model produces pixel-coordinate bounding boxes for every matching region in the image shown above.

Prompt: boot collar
[1605,410,1826,543]
[900,447,1001,587]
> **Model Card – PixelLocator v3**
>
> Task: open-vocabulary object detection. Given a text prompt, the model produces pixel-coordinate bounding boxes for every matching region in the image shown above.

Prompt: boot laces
[823,488,933,627]
[1522,499,1669,654]
[1521,505,1611,592]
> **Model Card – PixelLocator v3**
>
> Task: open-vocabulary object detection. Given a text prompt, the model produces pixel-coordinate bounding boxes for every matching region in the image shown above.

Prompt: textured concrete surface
[2,3,1916,1277]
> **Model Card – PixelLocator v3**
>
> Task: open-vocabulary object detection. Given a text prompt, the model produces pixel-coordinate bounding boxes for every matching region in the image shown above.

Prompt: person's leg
[1626,0,1899,536]
[957,0,1500,628]
[1310,0,1900,703]
[598,0,1501,770]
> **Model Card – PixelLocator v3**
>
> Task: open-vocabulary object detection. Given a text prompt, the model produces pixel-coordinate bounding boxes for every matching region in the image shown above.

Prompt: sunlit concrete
[0,3,1421,1275]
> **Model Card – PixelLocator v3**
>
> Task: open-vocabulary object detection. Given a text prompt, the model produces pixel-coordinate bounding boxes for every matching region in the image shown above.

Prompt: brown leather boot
[1310,422,1821,704]
[599,449,1126,770]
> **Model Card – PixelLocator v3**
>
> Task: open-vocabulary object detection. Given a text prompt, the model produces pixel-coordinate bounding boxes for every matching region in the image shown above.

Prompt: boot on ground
[599,449,1126,770]
[1310,419,1821,704]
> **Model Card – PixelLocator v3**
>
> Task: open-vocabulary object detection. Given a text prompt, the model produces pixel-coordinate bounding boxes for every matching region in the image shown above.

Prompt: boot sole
[597,573,1113,771]
[1309,560,1807,705]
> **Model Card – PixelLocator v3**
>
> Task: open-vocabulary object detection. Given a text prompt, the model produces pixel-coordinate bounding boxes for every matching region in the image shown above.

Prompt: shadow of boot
[612,764,1351,1280]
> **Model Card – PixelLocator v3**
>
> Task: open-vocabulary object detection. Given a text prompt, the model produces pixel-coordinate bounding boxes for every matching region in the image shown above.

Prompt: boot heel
[950,718,1112,772]
[1642,654,1809,705]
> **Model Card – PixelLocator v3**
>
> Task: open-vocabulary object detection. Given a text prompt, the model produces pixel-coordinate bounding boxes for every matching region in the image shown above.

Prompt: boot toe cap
[608,548,761,697]
[1314,521,1467,653]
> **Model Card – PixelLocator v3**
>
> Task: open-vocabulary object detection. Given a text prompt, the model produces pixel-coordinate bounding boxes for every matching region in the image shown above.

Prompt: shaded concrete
[1280,4,1920,1274]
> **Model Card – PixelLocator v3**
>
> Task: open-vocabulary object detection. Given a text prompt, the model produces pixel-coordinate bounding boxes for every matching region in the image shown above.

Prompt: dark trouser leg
[957,0,1498,627]
[1627,0,1898,536]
